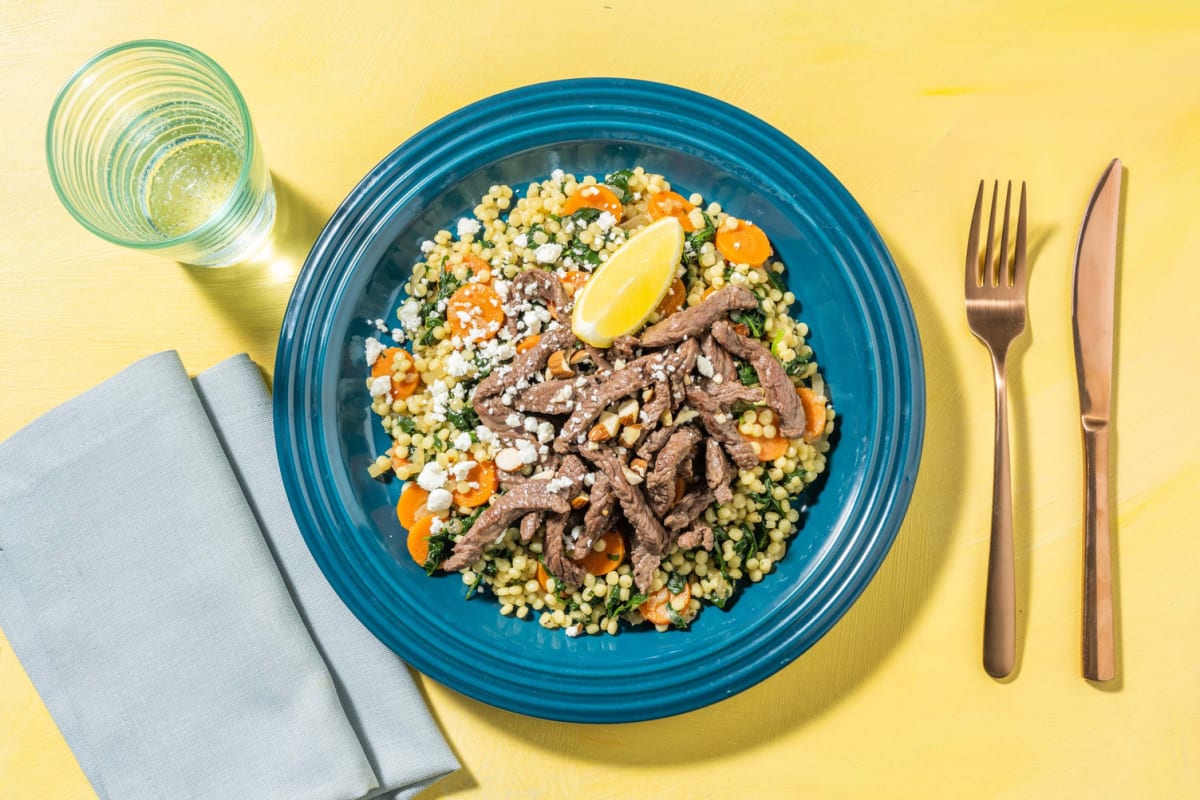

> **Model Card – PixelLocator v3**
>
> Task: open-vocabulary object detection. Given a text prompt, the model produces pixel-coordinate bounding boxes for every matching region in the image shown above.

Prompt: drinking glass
[46,40,275,267]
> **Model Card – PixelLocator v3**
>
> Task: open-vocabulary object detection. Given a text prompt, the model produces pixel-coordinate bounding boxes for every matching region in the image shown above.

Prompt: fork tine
[982,181,999,287]
[1013,181,1028,290]
[998,181,1012,287]
[965,180,984,290]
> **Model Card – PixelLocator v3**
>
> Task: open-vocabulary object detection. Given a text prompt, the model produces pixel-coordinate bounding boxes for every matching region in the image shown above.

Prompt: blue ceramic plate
[274,79,924,723]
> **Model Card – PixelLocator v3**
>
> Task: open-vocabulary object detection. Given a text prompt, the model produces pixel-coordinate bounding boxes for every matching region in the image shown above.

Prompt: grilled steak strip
[575,473,615,558]
[578,447,669,592]
[701,333,738,384]
[663,485,714,532]
[684,385,759,469]
[645,426,702,516]
[442,482,570,571]
[712,321,805,438]
[705,438,735,504]
[638,285,758,348]
[676,519,715,551]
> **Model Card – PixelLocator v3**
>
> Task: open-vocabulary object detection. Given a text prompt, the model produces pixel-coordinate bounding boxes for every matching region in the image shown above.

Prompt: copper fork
[965,180,1028,679]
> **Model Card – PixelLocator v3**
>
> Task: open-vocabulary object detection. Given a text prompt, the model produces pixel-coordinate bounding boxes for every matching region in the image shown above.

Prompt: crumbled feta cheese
[523,416,539,433]
[583,473,596,486]
[550,168,565,182]
[429,516,444,535]
[452,459,477,480]
[534,243,563,264]
[453,432,472,452]
[505,412,522,428]
[372,318,389,333]
[416,461,448,492]
[445,350,472,378]
[429,380,450,421]
[536,421,555,444]
[582,186,599,197]
[456,217,481,238]
[512,233,528,248]
[564,623,583,637]
[398,299,422,333]
[546,476,573,493]
[551,384,574,404]
[596,211,617,232]
[364,337,386,366]
[475,425,497,444]
[426,488,453,512]
[368,375,392,398]
[695,355,714,378]
[420,239,435,254]
[390,328,406,343]
[515,439,539,465]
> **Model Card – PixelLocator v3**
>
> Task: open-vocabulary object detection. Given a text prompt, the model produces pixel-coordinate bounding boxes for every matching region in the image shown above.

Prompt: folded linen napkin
[0,351,458,800]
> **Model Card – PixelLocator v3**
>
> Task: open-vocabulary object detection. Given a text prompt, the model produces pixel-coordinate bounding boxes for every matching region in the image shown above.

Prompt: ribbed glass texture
[46,40,274,267]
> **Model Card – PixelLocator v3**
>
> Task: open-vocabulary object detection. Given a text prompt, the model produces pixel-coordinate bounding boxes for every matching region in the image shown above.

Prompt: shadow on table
[183,175,328,376]
[423,232,969,771]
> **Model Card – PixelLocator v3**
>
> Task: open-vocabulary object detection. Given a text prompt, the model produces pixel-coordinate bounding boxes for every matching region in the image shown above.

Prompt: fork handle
[983,354,1016,678]
[1082,423,1115,681]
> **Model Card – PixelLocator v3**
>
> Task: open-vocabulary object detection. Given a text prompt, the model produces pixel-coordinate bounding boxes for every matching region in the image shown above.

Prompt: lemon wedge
[571,216,684,347]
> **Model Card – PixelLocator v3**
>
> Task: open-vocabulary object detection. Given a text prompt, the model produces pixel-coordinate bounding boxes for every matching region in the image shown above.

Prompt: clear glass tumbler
[46,40,275,267]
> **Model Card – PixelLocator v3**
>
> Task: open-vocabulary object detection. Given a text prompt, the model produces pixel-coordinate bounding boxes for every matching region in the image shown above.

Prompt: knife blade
[1072,157,1121,682]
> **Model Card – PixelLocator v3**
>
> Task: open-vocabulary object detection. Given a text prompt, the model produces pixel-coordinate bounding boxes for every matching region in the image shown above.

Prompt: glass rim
[45,39,259,251]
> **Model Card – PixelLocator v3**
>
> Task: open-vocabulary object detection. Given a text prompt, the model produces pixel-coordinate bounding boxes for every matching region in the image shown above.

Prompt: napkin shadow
[433,233,967,763]
[183,175,327,372]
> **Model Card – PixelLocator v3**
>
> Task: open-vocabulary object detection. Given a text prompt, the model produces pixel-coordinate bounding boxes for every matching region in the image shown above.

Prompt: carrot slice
[647,191,697,232]
[560,270,590,298]
[396,483,430,529]
[654,278,686,318]
[573,530,625,577]
[406,514,437,567]
[451,460,497,508]
[715,219,772,266]
[536,561,553,592]
[797,386,828,443]
[745,434,789,462]
[461,252,492,283]
[639,582,692,625]
[445,283,505,341]
[371,348,420,400]
[562,184,623,221]
[515,334,541,353]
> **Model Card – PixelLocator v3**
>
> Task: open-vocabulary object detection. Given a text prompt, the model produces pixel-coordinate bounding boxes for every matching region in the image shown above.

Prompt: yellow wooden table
[3,2,1197,797]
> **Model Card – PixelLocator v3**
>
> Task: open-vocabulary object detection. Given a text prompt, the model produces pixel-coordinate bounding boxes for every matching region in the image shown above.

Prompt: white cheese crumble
[505,412,522,428]
[536,420,555,444]
[416,461,448,492]
[429,380,450,421]
[426,488,453,512]
[453,432,473,452]
[695,354,714,378]
[523,416,539,433]
[452,459,477,480]
[534,243,563,264]
[550,168,565,182]
[546,476,573,493]
[445,350,472,378]
[420,239,435,254]
[512,233,528,248]
[368,375,392,398]
[515,439,539,465]
[475,425,497,444]
[456,217,481,238]
[398,299,422,333]
[596,210,617,232]
[364,337,386,366]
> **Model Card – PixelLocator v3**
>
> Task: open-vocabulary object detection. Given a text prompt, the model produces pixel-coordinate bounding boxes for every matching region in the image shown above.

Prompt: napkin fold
[0,351,458,800]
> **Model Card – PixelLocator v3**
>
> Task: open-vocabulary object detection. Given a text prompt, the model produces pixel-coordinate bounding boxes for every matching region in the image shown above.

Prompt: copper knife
[1071,158,1122,682]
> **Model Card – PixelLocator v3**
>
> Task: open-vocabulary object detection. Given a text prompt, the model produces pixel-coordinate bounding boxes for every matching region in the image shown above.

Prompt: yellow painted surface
[2,1,1198,797]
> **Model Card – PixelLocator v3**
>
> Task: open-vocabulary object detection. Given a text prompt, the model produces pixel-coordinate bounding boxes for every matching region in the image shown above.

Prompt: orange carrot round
[562,184,623,221]
[573,530,626,577]
[536,561,552,592]
[396,483,430,529]
[797,386,828,443]
[640,582,692,625]
[647,191,697,232]
[445,283,505,341]
[515,334,541,353]
[655,278,686,318]
[371,348,420,399]
[745,434,789,462]
[715,219,772,266]
[406,514,437,567]
[451,460,497,508]
[559,270,590,298]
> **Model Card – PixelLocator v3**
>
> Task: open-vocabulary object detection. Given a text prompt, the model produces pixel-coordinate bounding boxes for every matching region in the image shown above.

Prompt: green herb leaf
[446,405,481,434]
[422,528,454,576]
[731,307,766,339]
[684,212,716,256]
[568,207,602,225]
[605,590,648,619]
[666,570,688,595]
[765,267,787,294]
[665,604,691,630]
[737,361,760,386]
[395,416,419,434]
[604,169,635,201]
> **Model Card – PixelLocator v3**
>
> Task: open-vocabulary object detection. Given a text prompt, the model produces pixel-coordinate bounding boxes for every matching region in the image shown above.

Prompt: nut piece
[628,457,649,478]
[570,494,589,509]
[616,397,640,425]
[547,351,575,378]
[569,348,592,366]
[619,423,643,447]
[495,447,524,472]
[621,465,645,486]
[673,407,699,426]
[588,411,620,442]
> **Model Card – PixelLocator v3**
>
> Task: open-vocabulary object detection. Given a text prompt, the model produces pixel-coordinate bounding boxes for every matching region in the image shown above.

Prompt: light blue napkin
[0,351,458,800]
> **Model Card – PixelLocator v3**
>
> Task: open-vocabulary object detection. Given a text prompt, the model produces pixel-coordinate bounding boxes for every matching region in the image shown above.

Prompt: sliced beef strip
[629,541,662,598]
[705,381,766,407]
[511,269,569,316]
[511,378,584,416]
[639,379,672,426]
[542,511,586,587]
[638,285,758,348]
[705,438,735,504]
[519,512,542,542]
[676,519,715,551]
[553,349,672,453]
[609,335,640,362]
[583,344,612,372]
[663,485,714,533]
[577,446,670,592]
[701,333,738,384]
[574,473,615,558]
[636,424,676,462]
[712,320,805,438]
[474,394,528,440]
[472,324,575,439]
[684,385,759,469]
[441,482,570,571]
[645,425,702,516]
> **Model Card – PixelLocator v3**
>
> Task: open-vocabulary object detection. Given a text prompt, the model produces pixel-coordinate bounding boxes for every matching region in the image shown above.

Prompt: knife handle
[1082,421,1115,681]
[983,356,1016,679]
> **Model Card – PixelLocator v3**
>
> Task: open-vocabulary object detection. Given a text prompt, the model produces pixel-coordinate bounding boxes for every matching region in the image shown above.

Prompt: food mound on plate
[363,167,834,635]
